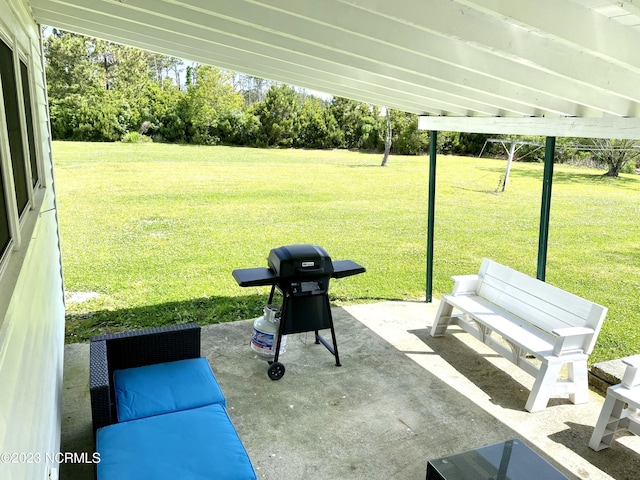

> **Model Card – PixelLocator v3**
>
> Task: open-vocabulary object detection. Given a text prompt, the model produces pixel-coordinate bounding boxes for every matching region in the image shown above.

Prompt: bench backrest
[477,258,607,354]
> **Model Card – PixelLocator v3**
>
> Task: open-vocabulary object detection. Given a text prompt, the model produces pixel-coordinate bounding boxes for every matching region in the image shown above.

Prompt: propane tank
[250,305,287,359]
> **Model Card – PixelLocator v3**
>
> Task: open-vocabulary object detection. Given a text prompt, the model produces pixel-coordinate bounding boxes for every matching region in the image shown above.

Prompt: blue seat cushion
[114,357,226,422]
[97,403,257,480]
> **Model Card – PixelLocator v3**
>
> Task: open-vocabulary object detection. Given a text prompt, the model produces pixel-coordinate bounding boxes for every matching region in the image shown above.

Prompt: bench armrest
[89,323,201,438]
[451,274,480,295]
[551,326,594,356]
[621,355,640,388]
[622,355,640,368]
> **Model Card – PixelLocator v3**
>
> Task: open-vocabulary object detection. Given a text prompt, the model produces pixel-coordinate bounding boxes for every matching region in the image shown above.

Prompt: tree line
[44,30,638,174]
[44,30,441,155]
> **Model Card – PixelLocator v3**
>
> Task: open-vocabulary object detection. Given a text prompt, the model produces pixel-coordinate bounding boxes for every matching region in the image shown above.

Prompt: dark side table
[426,439,569,480]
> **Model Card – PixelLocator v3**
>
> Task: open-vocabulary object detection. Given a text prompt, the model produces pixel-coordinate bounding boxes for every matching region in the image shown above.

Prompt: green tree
[45,31,107,139]
[45,30,449,151]
[330,97,362,148]
[591,138,640,177]
[45,32,152,140]
[184,65,244,145]
[222,110,261,146]
[390,110,429,155]
[330,97,384,150]
[142,82,187,142]
[234,74,271,105]
[44,30,104,98]
[253,85,301,147]
[146,53,183,88]
[108,45,154,134]
[358,104,383,151]
[438,132,492,157]
[298,96,341,149]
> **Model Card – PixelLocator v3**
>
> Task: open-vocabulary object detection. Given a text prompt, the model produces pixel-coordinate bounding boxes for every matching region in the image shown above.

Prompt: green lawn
[54,141,640,364]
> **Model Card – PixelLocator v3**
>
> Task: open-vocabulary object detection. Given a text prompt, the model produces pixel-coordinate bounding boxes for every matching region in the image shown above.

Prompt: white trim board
[418,116,640,140]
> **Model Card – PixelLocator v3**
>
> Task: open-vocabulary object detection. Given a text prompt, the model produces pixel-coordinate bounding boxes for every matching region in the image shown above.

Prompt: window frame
[0,30,42,276]
[0,59,20,268]
[19,54,41,190]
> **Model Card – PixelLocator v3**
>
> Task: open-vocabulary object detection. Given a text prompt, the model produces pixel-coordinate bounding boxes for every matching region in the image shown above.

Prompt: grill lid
[268,244,334,279]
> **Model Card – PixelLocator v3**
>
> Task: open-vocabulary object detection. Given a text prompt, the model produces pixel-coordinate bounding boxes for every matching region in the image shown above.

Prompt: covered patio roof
[30,0,640,138]
[28,0,640,295]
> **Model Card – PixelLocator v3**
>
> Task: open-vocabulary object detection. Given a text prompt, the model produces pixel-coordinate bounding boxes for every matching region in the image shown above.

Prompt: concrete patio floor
[60,300,640,479]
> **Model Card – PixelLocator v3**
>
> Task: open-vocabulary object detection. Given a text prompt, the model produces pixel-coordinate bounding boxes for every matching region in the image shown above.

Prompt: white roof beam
[460,0,640,70]
[418,116,640,140]
[338,0,640,105]
[33,9,465,115]
[29,0,640,131]
[33,1,512,116]
[33,0,550,116]
[249,0,635,116]
[33,0,638,118]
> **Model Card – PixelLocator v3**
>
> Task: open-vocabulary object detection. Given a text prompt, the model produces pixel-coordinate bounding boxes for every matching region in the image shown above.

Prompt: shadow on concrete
[550,422,640,480]
[59,342,95,480]
[61,306,527,480]
[60,302,640,480]
[405,326,640,480]
[64,294,399,343]
[408,327,574,411]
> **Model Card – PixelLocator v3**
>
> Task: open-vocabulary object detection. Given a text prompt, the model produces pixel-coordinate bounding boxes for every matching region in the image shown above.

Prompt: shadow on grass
[473,165,639,189]
[65,294,271,343]
[451,184,503,195]
[346,164,385,168]
[597,245,640,269]
[65,293,397,343]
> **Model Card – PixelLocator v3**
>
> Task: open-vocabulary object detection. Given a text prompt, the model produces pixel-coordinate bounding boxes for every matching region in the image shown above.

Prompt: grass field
[54,141,640,364]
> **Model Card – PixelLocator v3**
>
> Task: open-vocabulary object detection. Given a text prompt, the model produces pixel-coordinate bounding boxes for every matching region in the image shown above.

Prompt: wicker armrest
[89,323,201,437]
[90,339,113,436]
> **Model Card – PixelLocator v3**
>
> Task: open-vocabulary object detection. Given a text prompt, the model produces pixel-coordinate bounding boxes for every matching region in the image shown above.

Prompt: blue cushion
[97,403,257,480]
[114,357,226,422]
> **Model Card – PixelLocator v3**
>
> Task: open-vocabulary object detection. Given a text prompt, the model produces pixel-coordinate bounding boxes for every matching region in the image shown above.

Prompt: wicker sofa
[90,323,257,479]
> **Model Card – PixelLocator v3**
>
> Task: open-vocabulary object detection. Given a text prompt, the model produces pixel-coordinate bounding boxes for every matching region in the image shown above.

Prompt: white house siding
[0,1,65,479]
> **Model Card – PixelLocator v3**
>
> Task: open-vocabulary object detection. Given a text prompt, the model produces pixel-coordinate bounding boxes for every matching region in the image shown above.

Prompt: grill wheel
[267,361,286,380]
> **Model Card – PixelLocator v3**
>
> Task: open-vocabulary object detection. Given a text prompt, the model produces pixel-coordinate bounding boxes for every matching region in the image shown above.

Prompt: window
[0,37,29,218]
[20,60,38,188]
[0,36,38,264]
[0,149,9,256]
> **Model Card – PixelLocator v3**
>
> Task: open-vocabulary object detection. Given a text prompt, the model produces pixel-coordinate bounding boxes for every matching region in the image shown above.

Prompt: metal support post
[426,130,437,302]
[537,136,555,281]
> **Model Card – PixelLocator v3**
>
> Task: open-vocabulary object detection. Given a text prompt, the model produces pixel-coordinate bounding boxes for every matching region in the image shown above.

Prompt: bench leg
[589,393,626,451]
[568,360,589,405]
[526,362,562,412]
[430,300,454,337]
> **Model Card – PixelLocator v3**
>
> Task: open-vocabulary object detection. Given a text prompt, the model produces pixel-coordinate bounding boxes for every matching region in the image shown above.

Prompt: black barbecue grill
[232,244,365,380]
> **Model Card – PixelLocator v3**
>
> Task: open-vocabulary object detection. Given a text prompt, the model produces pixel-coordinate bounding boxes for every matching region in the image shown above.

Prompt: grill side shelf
[232,267,278,287]
[330,260,366,279]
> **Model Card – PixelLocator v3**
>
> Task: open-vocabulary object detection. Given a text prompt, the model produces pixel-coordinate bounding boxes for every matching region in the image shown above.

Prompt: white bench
[589,355,640,451]
[430,258,608,412]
